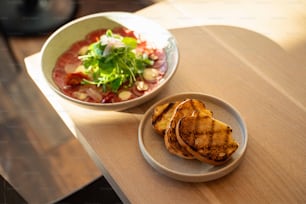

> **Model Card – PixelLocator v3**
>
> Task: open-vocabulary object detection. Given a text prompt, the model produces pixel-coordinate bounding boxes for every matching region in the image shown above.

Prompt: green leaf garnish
[79,29,153,92]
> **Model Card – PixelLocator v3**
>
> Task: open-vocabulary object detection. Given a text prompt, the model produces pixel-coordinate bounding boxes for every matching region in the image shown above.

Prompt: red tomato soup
[52,27,167,103]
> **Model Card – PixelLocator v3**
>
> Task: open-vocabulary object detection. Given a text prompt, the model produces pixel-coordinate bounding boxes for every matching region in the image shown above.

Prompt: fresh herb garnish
[79,29,153,92]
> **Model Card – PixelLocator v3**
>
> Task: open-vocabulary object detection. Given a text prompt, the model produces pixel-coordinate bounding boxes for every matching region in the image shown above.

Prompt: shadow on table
[55,176,122,204]
[0,174,27,204]
[123,24,304,115]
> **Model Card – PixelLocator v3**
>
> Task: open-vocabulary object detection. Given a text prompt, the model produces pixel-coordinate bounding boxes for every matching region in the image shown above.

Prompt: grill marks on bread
[164,99,213,159]
[176,114,239,165]
[152,101,180,136]
[151,98,239,166]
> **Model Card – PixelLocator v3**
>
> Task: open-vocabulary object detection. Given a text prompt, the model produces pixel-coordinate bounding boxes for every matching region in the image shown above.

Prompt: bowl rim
[40,11,179,109]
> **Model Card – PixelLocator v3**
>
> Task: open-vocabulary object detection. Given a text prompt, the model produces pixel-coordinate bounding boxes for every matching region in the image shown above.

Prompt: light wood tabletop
[25,0,305,203]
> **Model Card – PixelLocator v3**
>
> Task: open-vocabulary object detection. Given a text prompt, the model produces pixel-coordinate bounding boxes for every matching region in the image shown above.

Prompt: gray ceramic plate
[138,92,248,182]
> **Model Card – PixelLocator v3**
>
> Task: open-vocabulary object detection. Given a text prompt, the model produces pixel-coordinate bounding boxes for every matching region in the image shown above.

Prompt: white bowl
[40,12,179,111]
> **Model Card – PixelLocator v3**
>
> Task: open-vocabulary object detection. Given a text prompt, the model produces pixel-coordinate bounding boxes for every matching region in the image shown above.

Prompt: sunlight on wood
[139,0,306,50]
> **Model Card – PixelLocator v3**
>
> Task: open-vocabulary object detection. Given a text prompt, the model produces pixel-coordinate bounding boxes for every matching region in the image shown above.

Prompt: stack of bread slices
[151,99,239,166]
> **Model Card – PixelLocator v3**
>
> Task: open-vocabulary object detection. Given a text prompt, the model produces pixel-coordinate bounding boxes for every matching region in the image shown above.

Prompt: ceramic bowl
[40,12,179,111]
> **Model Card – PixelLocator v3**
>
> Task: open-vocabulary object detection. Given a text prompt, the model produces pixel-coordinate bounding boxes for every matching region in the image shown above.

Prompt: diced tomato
[101,92,117,103]
[65,72,89,86]
[138,41,148,49]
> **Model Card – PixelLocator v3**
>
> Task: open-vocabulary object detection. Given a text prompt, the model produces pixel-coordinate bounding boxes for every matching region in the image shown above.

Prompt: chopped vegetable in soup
[52,27,167,103]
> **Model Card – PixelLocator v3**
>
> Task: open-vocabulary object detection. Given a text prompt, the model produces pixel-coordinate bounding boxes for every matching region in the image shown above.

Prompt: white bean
[118,90,132,101]
[143,68,159,82]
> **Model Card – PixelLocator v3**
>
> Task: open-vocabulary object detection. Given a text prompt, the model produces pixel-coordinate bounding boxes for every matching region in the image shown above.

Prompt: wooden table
[25,0,306,203]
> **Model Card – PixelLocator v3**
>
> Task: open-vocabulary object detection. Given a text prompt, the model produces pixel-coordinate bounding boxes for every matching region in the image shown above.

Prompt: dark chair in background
[55,176,122,204]
[0,0,77,36]
[0,175,27,204]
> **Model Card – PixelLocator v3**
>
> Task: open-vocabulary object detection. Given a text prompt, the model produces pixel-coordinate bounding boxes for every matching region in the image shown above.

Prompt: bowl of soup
[41,12,179,111]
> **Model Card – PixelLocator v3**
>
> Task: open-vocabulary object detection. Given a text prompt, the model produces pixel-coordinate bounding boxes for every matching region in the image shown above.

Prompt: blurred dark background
[0,0,157,203]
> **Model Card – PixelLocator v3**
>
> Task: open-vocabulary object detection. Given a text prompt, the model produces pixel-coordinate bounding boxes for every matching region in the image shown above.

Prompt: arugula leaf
[79,29,153,92]
[122,37,137,48]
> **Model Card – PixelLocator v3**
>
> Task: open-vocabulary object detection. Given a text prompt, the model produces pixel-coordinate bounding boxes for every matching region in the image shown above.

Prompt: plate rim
[138,92,248,182]
[40,11,179,111]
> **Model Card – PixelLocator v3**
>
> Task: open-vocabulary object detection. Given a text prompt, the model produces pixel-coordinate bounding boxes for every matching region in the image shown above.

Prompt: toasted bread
[151,101,181,136]
[164,99,213,159]
[175,114,239,165]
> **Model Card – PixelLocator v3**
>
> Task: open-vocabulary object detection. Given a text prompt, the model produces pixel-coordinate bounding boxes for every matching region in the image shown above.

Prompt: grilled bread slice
[164,99,213,159]
[176,114,239,165]
[152,101,181,136]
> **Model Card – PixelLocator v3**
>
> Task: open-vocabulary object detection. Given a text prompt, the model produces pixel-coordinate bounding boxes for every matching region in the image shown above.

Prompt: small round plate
[138,92,248,182]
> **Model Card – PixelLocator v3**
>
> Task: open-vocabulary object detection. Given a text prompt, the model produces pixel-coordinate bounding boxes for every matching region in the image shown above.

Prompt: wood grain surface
[24,0,306,203]
[25,24,306,204]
